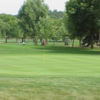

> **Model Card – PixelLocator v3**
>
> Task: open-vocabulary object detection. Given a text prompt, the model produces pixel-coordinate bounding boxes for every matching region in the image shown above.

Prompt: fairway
[0,43,100,100]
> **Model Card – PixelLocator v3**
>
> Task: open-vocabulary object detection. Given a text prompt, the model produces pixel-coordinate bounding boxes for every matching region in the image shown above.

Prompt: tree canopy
[0,14,22,42]
[65,0,100,48]
[18,0,48,43]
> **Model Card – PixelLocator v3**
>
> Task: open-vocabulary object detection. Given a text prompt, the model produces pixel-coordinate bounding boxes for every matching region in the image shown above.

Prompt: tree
[0,14,22,43]
[65,0,100,48]
[34,15,67,45]
[18,0,48,44]
[51,19,67,40]
[36,17,52,42]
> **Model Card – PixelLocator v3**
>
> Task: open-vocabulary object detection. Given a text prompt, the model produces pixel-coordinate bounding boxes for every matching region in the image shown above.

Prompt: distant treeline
[49,10,64,19]
[0,0,100,48]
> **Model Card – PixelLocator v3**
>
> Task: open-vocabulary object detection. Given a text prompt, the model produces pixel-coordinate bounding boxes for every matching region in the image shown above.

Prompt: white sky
[45,0,67,11]
[0,0,68,15]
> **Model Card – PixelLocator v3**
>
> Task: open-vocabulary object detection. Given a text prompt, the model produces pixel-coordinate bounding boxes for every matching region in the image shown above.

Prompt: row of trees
[0,0,67,44]
[0,0,100,48]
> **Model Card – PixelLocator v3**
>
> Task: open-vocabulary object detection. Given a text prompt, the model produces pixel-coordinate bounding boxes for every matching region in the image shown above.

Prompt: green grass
[0,43,100,100]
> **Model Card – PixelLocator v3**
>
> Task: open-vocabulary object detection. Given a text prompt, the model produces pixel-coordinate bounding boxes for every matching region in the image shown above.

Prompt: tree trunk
[99,33,100,48]
[40,38,43,45]
[46,38,48,45]
[22,37,25,43]
[90,35,94,49]
[5,37,8,43]
[91,43,93,49]
[99,33,100,42]
[33,37,38,45]
[72,39,74,48]
[64,37,68,46]
[79,39,82,47]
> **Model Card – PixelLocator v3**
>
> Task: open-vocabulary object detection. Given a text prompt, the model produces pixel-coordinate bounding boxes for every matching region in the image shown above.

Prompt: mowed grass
[0,43,100,100]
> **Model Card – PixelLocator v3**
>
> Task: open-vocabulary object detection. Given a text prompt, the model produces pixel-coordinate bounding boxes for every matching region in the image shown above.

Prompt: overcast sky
[0,0,68,15]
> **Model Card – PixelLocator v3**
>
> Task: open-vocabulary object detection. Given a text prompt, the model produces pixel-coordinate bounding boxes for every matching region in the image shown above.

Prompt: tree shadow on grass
[36,46,100,55]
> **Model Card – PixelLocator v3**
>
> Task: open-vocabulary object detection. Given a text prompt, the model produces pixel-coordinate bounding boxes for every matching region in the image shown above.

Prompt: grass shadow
[35,45,100,55]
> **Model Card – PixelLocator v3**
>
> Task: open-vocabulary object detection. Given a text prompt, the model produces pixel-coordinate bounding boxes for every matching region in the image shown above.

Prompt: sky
[45,0,67,11]
[0,0,68,15]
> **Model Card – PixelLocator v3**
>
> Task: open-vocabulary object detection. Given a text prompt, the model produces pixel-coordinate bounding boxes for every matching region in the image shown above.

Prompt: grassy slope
[0,43,100,100]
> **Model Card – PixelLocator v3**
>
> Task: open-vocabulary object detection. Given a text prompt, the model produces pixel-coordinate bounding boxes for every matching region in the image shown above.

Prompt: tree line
[0,0,67,44]
[0,0,100,48]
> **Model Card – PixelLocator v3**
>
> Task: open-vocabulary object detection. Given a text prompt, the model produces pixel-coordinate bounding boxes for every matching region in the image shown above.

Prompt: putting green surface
[0,43,100,100]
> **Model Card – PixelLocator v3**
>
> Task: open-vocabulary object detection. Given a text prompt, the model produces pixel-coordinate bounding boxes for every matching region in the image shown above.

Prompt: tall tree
[65,0,100,48]
[0,14,22,43]
[18,0,48,44]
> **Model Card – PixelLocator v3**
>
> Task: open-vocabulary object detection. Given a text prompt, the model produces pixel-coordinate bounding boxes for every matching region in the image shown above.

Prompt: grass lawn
[0,43,100,100]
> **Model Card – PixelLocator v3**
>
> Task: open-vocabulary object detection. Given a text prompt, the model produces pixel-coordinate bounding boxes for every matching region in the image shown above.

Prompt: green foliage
[0,0,67,44]
[36,17,67,40]
[18,0,48,39]
[65,0,100,48]
[36,17,52,39]
[50,18,67,39]
[49,10,64,19]
[0,14,22,39]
